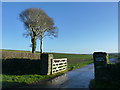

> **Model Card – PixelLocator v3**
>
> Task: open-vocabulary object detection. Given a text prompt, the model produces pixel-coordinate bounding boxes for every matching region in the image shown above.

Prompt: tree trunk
[32,37,36,53]
[40,37,43,54]
[31,28,37,53]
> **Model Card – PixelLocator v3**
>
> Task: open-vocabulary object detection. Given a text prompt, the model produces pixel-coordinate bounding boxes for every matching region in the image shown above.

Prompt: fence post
[40,53,53,75]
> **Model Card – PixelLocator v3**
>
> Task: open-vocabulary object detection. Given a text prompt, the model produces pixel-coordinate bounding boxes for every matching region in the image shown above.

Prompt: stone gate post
[93,52,108,80]
[40,53,53,75]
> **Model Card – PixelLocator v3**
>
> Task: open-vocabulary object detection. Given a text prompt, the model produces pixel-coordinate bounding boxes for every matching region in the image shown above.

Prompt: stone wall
[2,51,40,59]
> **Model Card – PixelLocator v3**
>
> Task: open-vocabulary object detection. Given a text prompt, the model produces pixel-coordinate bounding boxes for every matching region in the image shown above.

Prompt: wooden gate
[51,58,67,74]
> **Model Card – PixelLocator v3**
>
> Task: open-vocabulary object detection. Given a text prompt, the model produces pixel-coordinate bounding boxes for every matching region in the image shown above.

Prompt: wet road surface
[21,63,94,88]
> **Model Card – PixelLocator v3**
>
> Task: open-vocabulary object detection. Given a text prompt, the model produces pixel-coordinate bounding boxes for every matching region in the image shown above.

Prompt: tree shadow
[2,59,41,75]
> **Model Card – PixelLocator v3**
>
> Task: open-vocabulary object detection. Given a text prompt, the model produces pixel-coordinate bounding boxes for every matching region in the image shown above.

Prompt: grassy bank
[68,60,93,71]
[2,70,67,88]
[1,49,93,88]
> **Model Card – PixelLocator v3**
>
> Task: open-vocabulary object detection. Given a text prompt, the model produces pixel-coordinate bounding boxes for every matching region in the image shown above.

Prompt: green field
[0,49,93,88]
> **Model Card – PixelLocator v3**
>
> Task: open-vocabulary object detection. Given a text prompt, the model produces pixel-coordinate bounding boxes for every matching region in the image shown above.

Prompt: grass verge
[68,60,93,71]
[1,70,67,88]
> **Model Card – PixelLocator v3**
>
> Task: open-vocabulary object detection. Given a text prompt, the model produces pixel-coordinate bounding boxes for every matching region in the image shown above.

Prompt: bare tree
[19,8,58,53]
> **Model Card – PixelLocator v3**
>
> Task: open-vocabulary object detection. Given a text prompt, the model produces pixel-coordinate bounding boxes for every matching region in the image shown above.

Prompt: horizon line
[1,49,119,54]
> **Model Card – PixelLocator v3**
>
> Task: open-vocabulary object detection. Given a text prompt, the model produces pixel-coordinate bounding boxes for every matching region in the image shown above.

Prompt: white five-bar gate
[51,58,67,74]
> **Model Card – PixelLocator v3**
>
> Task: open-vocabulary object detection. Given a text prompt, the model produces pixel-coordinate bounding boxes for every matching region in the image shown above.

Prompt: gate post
[40,53,53,75]
[93,52,109,80]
